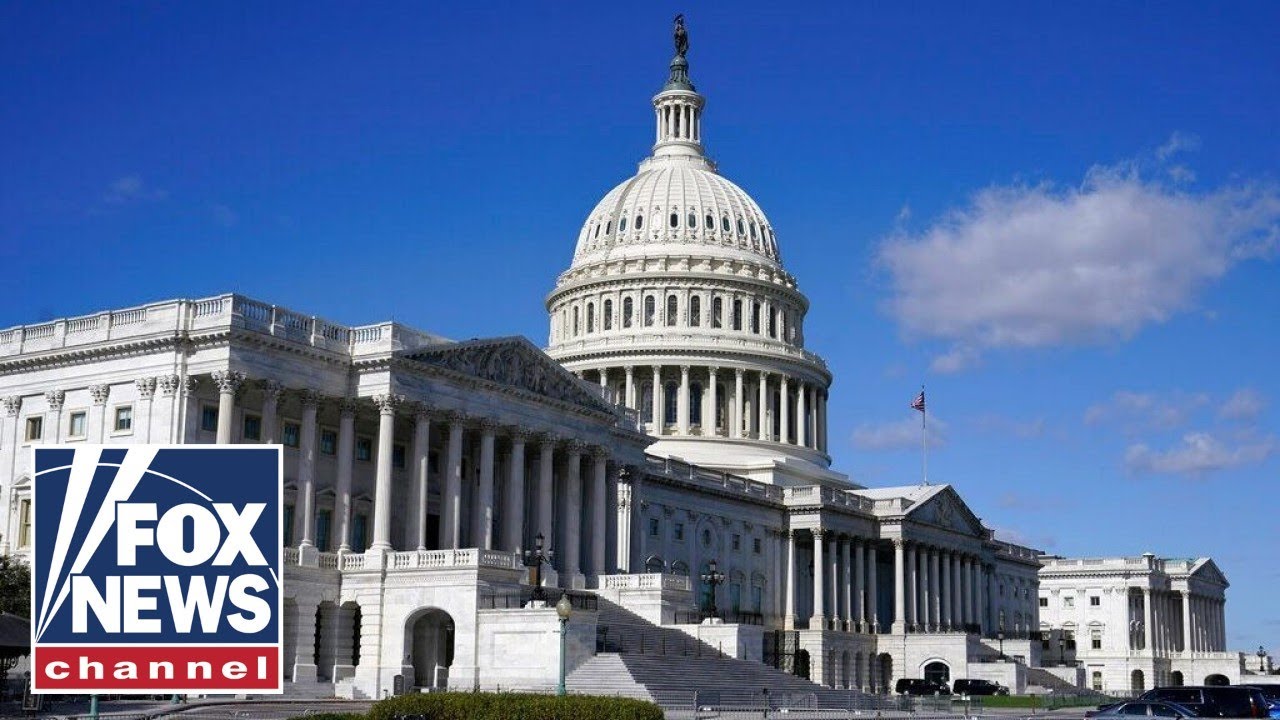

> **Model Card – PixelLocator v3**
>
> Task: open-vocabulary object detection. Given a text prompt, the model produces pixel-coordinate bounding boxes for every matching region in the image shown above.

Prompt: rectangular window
[649,518,659,537]
[1090,596,1100,607]
[25,416,43,441]
[242,413,261,441]
[1039,597,1048,607]
[732,534,741,551]
[352,513,368,553]
[114,405,133,432]
[201,405,219,432]
[18,499,32,547]
[393,443,406,469]
[282,422,300,448]
[1064,596,1075,608]
[751,584,763,612]
[673,522,684,541]
[315,509,332,552]
[320,429,338,456]
[356,437,372,462]
[753,537,762,554]
[1091,632,1102,650]
[68,411,87,438]
[282,504,294,547]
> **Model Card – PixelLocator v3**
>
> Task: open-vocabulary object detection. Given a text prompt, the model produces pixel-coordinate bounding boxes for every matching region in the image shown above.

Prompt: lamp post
[1258,646,1268,674]
[523,532,553,604]
[997,627,1006,661]
[701,559,726,620]
[556,594,573,697]
[1059,635,1066,666]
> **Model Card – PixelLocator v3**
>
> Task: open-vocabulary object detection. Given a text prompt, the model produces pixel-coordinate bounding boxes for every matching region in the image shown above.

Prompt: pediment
[401,336,616,415]
[906,486,985,537]
[1190,559,1229,588]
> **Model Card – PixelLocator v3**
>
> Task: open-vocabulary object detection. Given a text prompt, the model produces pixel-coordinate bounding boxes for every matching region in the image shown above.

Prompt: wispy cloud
[876,144,1280,372]
[991,525,1055,550]
[1124,431,1275,479]
[1084,390,1210,432]
[102,175,168,204]
[1156,131,1201,162]
[851,414,946,451]
[1218,388,1266,423]
[972,413,1047,439]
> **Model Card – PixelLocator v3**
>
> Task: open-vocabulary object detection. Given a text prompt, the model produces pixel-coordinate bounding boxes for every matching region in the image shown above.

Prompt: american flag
[911,390,926,412]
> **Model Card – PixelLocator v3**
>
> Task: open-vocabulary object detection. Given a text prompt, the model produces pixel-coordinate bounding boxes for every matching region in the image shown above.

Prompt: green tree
[0,556,30,617]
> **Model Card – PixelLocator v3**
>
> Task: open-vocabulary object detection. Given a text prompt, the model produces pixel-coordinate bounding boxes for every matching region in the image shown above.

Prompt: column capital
[507,426,533,443]
[536,432,561,449]
[372,394,403,415]
[259,379,285,403]
[2,396,21,417]
[89,381,110,404]
[156,374,181,397]
[680,364,691,375]
[135,377,157,401]
[892,538,905,548]
[708,365,719,376]
[735,367,744,378]
[337,397,359,418]
[439,408,467,424]
[812,527,827,539]
[477,416,499,433]
[624,365,635,374]
[180,375,199,396]
[297,390,323,409]
[210,370,246,395]
[412,404,434,423]
[566,439,588,455]
[590,446,610,461]
[44,389,65,411]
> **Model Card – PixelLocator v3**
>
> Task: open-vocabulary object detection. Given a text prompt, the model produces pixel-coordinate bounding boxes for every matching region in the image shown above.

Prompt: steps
[567,598,883,710]
[1025,666,1110,700]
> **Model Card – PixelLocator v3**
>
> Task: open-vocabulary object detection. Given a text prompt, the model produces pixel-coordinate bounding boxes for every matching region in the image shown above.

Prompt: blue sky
[2,2,1277,652]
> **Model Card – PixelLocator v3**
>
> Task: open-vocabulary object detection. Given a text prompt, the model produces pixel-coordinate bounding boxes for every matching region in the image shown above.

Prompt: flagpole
[921,385,928,486]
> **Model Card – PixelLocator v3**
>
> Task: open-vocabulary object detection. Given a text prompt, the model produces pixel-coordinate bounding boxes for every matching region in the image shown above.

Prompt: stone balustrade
[284,548,523,573]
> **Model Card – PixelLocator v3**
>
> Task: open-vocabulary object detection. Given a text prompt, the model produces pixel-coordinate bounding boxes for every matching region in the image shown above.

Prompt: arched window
[690,296,701,327]
[711,297,723,328]
[706,213,714,230]
[619,216,627,232]
[572,307,580,336]
[737,218,745,235]
[594,223,601,239]
[690,382,703,426]
[750,222,757,239]
[670,212,678,228]
[722,216,731,232]
[732,299,743,331]
[751,301,761,334]
[586,302,595,333]
[664,381,679,425]
[605,220,612,235]
[671,560,690,576]
[635,213,644,230]
[645,555,665,573]
[688,212,697,228]
[666,294,678,327]
[644,296,656,327]
[767,307,776,338]
[603,299,613,331]
[622,297,633,328]
[640,383,653,418]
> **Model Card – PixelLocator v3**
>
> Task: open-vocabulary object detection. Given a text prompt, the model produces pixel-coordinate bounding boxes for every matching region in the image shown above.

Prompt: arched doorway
[794,649,811,680]
[1170,671,1184,687]
[877,653,894,694]
[1131,669,1146,693]
[924,660,951,687]
[405,608,455,690]
[1205,673,1229,686]
[841,650,851,689]
[282,598,298,681]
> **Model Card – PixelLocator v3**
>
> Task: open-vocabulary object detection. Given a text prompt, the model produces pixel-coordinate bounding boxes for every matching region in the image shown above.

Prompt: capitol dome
[546,24,844,487]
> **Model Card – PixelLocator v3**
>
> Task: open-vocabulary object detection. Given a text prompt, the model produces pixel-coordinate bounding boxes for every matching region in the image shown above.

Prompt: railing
[645,455,784,502]
[599,573,692,591]
[478,588,598,612]
[673,609,764,626]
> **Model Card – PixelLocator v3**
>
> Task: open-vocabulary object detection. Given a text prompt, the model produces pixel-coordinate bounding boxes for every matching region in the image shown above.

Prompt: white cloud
[102,175,167,204]
[973,414,1047,439]
[1124,431,1275,478]
[1084,390,1209,431]
[1219,388,1266,422]
[877,160,1280,370]
[991,526,1056,550]
[851,414,946,451]
[1156,131,1201,162]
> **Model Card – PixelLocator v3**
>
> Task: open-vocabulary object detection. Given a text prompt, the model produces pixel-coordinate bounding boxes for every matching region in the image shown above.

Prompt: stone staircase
[1025,666,1110,700]
[567,599,883,710]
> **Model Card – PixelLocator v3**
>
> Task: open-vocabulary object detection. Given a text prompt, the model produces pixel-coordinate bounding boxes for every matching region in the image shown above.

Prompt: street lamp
[523,533,553,603]
[701,559,726,620]
[1058,635,1066,666]
[1258,646,1268,674]
[556,593,573,697]
[997,627,1006,661]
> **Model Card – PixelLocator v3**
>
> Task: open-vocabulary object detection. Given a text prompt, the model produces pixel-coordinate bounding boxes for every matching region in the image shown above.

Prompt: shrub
[285,714,366,720]
[369,691,664,720]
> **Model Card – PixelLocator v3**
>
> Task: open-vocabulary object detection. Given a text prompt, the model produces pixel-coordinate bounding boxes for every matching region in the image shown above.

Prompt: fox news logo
[31,445,283,694]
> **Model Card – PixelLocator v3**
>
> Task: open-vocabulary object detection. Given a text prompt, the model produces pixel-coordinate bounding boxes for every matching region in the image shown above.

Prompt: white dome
[571,156,782,270]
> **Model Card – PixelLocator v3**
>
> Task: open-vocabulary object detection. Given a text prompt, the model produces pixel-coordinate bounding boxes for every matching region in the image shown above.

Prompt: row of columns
[557,288,799,346]
[783,530,881,632]
[1148,589,1227,654]
[657,98,700,144]
[891,539,986,633]
[206,371,620,582]
[600,365,828,453]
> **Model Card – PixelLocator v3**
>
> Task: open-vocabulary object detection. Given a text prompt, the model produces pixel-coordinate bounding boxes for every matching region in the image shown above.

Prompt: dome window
[644,296,656,327]
[573,307,580,336]
[635,214,644,230]
[690,296,701,327]
[688,212,697,228]
[750,222,757,239]
[622,297,634,329]
[665,294,678,327]
[670,212,679,228]
[587,302,595,333]
[711,297,723,328]
[690,382,703,426]
[594,223,601,239]
[722,216,731,233]
[732,299,743,331]
[603,299,613,331]
[751,301,761,334]
[767,307,776,338]
[619,216,627,232]
[664,381,679,425]
[737,218,745,236]
[706,213,714,230]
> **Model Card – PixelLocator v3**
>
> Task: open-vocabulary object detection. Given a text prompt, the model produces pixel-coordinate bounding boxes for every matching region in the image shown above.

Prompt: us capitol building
[0,23,1247,702]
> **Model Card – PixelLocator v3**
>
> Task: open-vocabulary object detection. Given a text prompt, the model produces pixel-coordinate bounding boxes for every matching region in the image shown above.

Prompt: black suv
[953,678,1009,696]
[895,678,952,696]
[1140,686,1270,718]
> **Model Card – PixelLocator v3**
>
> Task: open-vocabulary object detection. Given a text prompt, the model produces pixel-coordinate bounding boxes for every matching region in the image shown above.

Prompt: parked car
[1237,685,1280,720]
[895,678,952,695]
[1141,686,1270,718]
[1087,700,1201,718]
[952,678,1010,696]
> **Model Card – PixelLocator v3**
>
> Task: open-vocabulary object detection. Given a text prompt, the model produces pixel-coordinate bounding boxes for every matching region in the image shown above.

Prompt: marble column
[370,394,399,553]
[785,530,797,629]
[624,366,636,408]
[590,448,608,577]
[678,365,690,435]
[707,367,719,435]
[952,553,963,628]
[796,381,808,447]
[474,419,497,550]
[210,370,244,444]
[812,529,826,625]
[757,372,769,440]
[87,384,110,442]
[504,430,527,553]
[940,550,952,629]
[1143,588,1154,652]
[439,412,465,550]
[651,366,662,430]
[779,375,790,444]
[961,557,972,627]
[906,542,918,629]
[154,375,180,443]
[827,533,838,629]
[866,542,878,631]
[537,436,556,550]
[135,377,156,443]
[258,380,282,444]
[616,467,635,573]
[297,392,320,548]
[412,410,432,551]
[851,538,863,628]
[841,537,852,629]
[733,368,745,439]
[562,443,584,586]
[335,400,356,552]
[893,539,906,633]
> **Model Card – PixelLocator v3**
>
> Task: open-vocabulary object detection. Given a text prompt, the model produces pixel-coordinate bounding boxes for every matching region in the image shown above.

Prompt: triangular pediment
[1190,558,1229,588]
[905,485,985,537]
[400,336,618,416]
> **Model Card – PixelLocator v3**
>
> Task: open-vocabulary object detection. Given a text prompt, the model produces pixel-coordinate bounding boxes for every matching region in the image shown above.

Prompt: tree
[0,557,30,617]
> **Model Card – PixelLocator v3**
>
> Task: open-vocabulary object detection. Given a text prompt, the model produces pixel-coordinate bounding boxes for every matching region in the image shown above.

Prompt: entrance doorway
[406,608,455,689]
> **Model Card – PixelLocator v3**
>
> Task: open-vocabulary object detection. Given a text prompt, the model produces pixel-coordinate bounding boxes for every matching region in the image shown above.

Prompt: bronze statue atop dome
[674,14,689,59]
